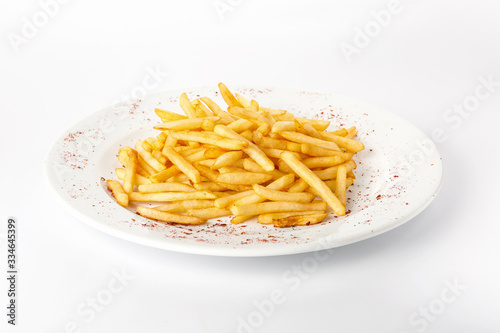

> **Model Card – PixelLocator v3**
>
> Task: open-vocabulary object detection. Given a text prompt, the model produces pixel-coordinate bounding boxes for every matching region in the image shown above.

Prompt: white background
[1,0,500,332]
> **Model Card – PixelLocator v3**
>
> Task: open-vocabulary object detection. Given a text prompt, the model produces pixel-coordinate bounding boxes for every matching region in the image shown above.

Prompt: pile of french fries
[107,83,364,227]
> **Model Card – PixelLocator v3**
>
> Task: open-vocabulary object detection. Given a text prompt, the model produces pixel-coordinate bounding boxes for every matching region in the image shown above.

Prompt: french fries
[106,83,364,227]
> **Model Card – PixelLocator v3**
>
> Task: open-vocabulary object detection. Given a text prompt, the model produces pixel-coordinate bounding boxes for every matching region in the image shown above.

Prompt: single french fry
[184,149,208,163]
[279,132,341,151]
[258,211,325,224]
[179,93,197,118]
[154,117,220,131]
[187,208,232,219]
[107,180,128,206]
[204,149,227,159]
[332,128,349,137]
[219,183,253,192]
[302,122,323,139]
[280,151,345,216]
[118,146,133,166]
[296,118,330,131]
[155,108,188,121]
[137,206,205,225]
[149,166,181,183]
[154,199,216,213]
[319,132,364,152]
[218,166,247,174]
[345,126,357,139]
[138,182,195,193]
[129,191,216,202]
[242,158,266,173]
[227,118,257,133]
[211,151,244,169]
[171,131,247,150]
[274,213,328,227]
[231,200,327,216]
[287,178,309,193]
[231,216,253,224]
[336,164,347,206]
[271,121,295,133]
[252,184,315,203]
[302,156,344,169]
[235,92,251,107]
[162,146,201,184]
[218,82,243,107]
[197,159,216,168]
[152,202,185,213]
[214,125,275,172]
[300,143,352,160]
[217,172,272,185]
[123,149,138,193]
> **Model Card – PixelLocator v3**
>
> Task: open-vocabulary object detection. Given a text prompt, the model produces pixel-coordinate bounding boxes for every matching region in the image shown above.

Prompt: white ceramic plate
[44,86,443,257]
